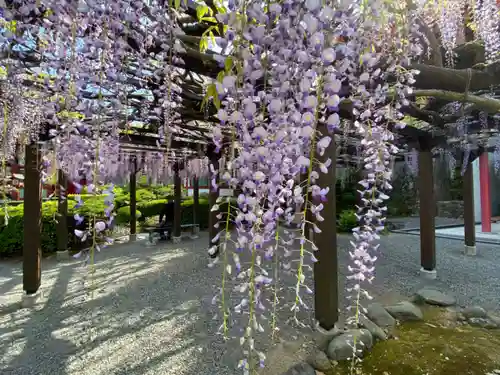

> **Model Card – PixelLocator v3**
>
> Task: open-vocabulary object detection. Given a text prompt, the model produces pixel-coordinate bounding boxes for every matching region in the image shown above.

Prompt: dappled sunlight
[63,311,200,375]
[1,228,500,375]
[0,235,228,374]
[0,336,28,365]
[58,247,193,306]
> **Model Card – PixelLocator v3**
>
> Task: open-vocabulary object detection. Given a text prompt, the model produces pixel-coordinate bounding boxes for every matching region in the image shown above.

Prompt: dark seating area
[145,201,199,243]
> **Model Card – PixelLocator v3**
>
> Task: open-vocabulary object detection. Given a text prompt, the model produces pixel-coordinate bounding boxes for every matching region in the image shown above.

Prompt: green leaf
[201,16,218,23]
[213,0,226,13]
[201,83,221,111]
[209,84,221,110]
[202,25,218,36]
[217,70,225,83]
[209,31,216,47]
[224,57,233,72]
[58,110,85,120]
[466,20,476,32]
[209,25,220,35]
[199,37,208,53]
[213,95,221,110]
[197,5,209,21]
[201,97,207,110]
[4,20,17,34]
[207,83,217,99]
[175,0,181,10]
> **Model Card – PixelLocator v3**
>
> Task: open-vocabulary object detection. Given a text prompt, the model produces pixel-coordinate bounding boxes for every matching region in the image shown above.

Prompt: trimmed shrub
[0,188,221,256]
[181,199,210,229]
[115,206,142,225]
[0,205,66,256]
[338,209,358,233]
[114,193,129,208]
[137,199,169,220]
[114,187,174,210]
[0,196,107,257]
[150,185,175,198]
[0,213,24,256]
[136,189,157,202]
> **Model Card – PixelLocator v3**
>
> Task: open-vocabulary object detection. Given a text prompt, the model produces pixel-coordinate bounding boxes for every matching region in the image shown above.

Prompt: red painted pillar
[479,152,491,233]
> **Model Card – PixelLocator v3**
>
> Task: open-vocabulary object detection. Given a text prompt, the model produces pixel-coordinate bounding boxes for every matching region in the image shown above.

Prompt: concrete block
[420,267,437,280]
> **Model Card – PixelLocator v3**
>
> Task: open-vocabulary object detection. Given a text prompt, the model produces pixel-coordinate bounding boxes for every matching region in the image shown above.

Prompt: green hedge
[181,198,210,229]
[0,202,71,256]
[338,209,358,233]
[137,199,169,220]
[114,189,157,208]
[0,194,218,256]
[115,206,142,225]
[0,195,114,257]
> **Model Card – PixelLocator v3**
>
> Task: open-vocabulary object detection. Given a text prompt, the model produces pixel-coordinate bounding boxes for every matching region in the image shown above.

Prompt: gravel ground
[0,231,499,375]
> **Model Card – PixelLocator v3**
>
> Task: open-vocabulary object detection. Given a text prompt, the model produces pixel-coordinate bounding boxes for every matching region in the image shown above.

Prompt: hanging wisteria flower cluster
[2,0,500,374]
[0,0,193,247]
[202,0,430,372]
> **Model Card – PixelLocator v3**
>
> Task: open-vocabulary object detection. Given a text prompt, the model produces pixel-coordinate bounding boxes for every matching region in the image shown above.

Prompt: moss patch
[328,307,500,375]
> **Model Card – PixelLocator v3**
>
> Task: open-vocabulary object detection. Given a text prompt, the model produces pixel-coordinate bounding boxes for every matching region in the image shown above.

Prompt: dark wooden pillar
[173,163,182,241]
[23,143,42,295]
[193,175,199,226]
[463,158,476,255]
[56,169,68,252]
[208,152,220,257]
[418,141,437,276]
[129,160,137,241]
[314,129,339,330]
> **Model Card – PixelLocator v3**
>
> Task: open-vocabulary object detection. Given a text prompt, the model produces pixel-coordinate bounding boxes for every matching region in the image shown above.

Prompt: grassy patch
[328,307,500,375]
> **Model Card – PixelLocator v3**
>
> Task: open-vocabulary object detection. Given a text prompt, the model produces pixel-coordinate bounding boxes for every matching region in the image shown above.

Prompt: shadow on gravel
[1,231,499,375]
[0,238,225,375]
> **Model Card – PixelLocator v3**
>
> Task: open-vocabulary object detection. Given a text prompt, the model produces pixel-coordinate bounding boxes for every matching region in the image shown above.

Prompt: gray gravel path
[0,231,499,375]
[336,234,500,312]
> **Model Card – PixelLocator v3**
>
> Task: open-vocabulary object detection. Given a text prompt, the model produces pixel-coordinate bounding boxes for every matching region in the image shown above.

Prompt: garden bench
[145,223,200,244]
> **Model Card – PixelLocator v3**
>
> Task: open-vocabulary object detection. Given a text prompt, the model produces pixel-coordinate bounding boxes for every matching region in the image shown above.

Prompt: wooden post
[418,141,437,279]
[193,175,200,237]
[23,143,42,295]
[208,152,220,258]
[463,158,476,255]
[314,129,339,330]
[56,169,68,252]
[173,163,182,242]
[129,160,137,242]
